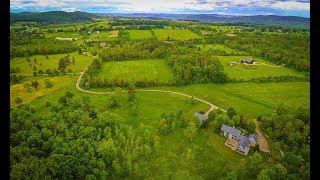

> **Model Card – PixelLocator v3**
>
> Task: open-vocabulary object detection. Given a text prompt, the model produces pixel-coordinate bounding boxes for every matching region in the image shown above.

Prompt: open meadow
[128,30,154,40]
[97,59,174,83]
[153,29,201,40]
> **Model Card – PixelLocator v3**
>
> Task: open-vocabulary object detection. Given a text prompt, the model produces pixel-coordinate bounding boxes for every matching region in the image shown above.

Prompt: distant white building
[55,37,77,41]
[100,42,108,47]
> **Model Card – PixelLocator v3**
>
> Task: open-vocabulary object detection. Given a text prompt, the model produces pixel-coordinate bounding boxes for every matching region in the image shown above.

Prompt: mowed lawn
[153,29,201,40]
[128,30,154,40]
[217,56,306,80]
[97,59,174,83]
[10,52,95,74]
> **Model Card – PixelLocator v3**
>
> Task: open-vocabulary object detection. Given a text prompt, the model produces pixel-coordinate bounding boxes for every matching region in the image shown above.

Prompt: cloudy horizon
[10,0,310,18]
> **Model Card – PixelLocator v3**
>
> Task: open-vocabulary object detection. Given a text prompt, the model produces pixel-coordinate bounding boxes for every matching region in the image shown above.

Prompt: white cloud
[271,1,310,11]
[10,0,310,13]
[61,7,77,12]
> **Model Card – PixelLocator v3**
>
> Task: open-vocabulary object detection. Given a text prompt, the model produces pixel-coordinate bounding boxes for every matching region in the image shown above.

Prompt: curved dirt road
[76,69,226,116]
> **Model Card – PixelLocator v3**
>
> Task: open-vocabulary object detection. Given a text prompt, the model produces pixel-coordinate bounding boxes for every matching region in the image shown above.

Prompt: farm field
[153,29,201,40]
[10,52,94,74]
[96,59,174,83]
[216,56,306,80]
[128,30,154,40]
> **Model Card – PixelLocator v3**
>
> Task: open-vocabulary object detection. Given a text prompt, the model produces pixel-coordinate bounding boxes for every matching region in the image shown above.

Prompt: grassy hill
[10,11,100,24]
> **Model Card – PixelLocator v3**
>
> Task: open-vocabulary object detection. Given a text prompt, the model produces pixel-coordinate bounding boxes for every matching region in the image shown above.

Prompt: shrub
[45,100,51,107]
[15,97,23,104]
[44,79,53,88]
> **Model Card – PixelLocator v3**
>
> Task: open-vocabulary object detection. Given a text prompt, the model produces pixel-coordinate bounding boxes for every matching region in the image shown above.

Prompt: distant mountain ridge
[102,13,310,27]
[10,11,309,27]
[10,11,100,24]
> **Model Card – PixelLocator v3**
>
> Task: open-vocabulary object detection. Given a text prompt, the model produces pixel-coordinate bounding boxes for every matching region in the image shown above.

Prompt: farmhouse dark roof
[238,135,250,150]
[194,112,206,122]
[221,124,241,137]
[249,134,258,141]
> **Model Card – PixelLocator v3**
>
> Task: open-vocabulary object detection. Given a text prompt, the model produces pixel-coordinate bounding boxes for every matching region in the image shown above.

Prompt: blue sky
[10,0,310,17]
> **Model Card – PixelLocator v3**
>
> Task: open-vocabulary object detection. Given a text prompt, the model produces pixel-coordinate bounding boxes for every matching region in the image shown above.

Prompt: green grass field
[211,26,243,33]
[96,59,174,83]
[89,81,309,117]
[153,29,201,40]
[10,52,94,74]
[159,82,310,117]
[128,30,154,40]
[216,56,305,80]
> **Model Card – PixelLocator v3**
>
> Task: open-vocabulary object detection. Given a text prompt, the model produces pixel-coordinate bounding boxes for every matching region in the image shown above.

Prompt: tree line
[10,32,78,58]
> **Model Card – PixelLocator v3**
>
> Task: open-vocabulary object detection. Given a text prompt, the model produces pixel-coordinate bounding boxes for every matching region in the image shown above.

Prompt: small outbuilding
[239,58,254,64]
[194,112,206,123]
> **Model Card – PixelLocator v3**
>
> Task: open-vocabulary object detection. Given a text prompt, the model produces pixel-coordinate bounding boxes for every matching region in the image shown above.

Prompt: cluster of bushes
[204,107,257,134]
[257,105,310,179]
[166,47,228,85]
[22,79,53,93]
[128,83,137,116]
[10,67,21,73]
[10,74,24,84]
[228,75,310,83]
[83,76,172,89]
[98,41,170,61]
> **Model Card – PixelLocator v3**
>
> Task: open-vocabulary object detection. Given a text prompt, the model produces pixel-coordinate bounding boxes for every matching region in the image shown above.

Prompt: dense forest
[10,93,158,179]
[10,32,78,57]
[258,105,310,179]
[166,47,228,85]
